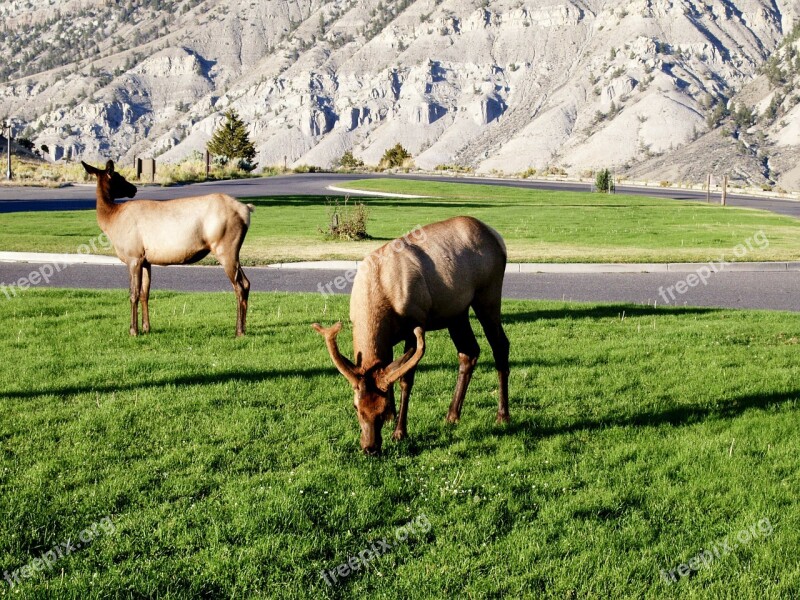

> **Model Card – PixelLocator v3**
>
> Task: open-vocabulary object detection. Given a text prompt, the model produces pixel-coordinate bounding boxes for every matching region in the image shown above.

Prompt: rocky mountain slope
[2,0,800,188]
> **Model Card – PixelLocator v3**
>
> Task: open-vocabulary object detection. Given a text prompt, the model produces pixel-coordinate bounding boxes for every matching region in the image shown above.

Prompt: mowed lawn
[1,179,800,263]
[0,289,798,598]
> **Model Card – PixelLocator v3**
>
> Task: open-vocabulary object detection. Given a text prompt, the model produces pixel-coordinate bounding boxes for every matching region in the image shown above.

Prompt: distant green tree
[733,104,755,129]
[207,109,257,171]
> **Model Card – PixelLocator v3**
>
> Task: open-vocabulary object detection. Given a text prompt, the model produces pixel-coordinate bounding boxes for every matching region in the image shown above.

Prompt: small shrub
[595,168,614,192]
[659,180,670,187]
[544,166,568,176]
[337,151,364,170]
[379,143,412,169]
[321,197,370,240]
[435,164,473,173]
[519,167,537,179]
[293,164,324,173]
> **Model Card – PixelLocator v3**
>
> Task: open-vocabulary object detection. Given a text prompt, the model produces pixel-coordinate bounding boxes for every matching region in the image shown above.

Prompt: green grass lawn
[1,289,798,598]
[1,180,799,263]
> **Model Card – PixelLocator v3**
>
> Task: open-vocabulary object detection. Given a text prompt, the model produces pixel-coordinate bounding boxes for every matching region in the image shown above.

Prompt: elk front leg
[392,364,417,441]
[128,260,143,336]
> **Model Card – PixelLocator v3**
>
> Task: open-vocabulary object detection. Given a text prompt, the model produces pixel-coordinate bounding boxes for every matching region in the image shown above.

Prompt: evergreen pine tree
[207,109,257,171]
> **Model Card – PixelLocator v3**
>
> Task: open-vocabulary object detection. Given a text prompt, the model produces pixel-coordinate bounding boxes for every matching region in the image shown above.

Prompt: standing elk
[313,216,510,455]
[82,160,254,336]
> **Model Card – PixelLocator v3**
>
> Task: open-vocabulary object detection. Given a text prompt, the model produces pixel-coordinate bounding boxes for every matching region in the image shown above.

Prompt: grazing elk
[313,216,510,455]
[82,160,254,336]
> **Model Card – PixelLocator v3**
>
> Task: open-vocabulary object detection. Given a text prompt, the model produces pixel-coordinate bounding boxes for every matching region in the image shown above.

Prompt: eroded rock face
[1,0,798,182]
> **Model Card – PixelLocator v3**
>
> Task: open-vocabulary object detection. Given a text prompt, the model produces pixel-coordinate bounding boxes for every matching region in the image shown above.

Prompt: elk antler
[377,327,425,390]
[312,322,360,388]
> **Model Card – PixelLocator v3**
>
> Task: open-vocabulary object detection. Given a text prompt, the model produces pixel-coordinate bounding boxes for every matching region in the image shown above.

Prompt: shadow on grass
[0,367,334,399]
[503,389,800,438]
[394,389,800,457]
[502,304,721,324]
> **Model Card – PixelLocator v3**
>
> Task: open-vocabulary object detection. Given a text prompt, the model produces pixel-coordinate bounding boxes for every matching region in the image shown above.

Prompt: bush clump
[337,151,365,170]
[379,143,412,169]
[321,197,370,240]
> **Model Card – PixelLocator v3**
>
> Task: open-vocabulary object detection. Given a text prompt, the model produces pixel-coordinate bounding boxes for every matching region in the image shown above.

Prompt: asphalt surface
[2,262,799,312]
[1,173,800,218]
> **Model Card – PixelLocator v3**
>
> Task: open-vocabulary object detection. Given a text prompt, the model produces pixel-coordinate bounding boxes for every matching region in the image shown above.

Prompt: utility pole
[706,174,711,203]
[4,118,11,181]
[721,174,728,206]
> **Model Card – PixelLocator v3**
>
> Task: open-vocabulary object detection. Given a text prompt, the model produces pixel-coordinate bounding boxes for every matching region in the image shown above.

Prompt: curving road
[1,172,800,218]
[1,262,799,312]
[2,173,799,312]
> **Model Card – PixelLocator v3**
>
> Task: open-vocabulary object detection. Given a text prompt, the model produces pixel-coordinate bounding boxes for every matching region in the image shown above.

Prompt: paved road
[2,173,799,218]
[2,262,798,312]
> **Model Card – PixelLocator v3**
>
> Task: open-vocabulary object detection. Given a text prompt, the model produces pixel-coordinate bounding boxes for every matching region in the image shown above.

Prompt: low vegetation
[1,156,277,187]
[0,290,797,597]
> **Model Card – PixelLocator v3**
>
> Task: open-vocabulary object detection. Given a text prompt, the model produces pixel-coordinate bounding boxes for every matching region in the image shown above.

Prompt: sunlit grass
[0,290,798,597]
[1,180,799,264]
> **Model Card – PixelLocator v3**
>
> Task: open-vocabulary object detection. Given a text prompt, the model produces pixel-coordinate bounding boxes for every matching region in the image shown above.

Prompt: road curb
[326,185,433,199]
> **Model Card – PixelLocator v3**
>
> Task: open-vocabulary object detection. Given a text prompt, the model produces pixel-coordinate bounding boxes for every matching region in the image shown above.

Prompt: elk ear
[377,327,425,390]
[105,160,115,174]
[82,161,101,176]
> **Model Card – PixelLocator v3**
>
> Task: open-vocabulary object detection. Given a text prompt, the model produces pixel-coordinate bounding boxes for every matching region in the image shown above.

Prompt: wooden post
[142,158,155,183]
[284,155,288,172]
[205,150,210,178]
[706,174,711,203]
[721,174,728,206]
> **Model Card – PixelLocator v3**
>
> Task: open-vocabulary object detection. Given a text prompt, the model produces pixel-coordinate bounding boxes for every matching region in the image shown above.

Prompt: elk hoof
[391,429,406,441]
[445,413,460,424]
[496,413,510,424]
[129,328,139,337]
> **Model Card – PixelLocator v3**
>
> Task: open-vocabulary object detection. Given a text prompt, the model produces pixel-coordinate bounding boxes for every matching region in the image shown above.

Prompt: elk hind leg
[473,295,510,423]
[140,261,152,334]
[218,250,249,336]
[446,312,480,424]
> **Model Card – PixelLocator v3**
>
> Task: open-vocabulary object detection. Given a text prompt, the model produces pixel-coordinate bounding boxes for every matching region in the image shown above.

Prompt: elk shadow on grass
[501,303,722,325]
[0,367,334,400]
[497,389,800,442]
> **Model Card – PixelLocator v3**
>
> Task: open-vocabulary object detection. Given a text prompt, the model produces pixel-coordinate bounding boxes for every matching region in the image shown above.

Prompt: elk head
[82,160,137,200]
[312,322,425,455]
